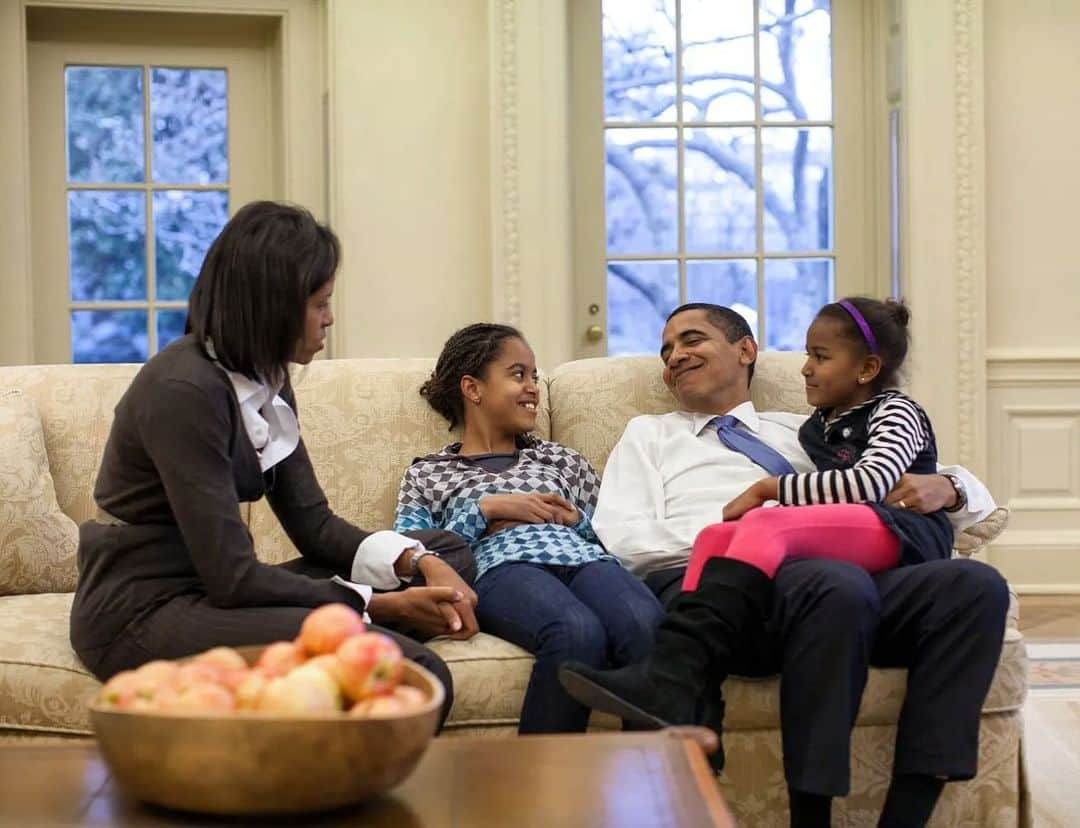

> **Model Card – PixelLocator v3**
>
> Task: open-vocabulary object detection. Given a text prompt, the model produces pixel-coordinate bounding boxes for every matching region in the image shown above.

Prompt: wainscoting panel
[988,350,1080,592]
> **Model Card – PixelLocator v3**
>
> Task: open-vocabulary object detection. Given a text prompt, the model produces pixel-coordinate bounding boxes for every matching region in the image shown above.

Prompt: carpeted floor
[1024,642,1080,827]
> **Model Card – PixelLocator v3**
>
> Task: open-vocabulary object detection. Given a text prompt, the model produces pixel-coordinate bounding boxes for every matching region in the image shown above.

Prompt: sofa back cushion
[0,390,81,594]
[548,352,810,474]
[247,359,552,563]
[0,365,141,530]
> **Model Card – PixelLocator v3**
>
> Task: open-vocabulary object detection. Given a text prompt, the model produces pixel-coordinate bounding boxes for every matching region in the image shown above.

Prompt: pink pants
[682,504,901,591]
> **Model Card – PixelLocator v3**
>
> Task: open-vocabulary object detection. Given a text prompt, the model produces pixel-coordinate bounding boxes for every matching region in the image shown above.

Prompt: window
[26,8,286,366]
[64,65,228,363]
[573,0,874,357]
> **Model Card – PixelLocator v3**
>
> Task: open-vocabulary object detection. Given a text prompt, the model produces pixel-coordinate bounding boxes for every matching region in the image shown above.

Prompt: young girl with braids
[561,297,954,765]
[394,323,664,734]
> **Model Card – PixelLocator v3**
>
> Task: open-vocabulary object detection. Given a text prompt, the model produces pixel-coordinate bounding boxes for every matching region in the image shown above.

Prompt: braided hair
[421,323,524,429]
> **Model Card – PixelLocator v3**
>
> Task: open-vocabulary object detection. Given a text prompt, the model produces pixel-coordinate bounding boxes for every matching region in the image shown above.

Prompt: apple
[288,662,344,710]
[257,670,340,714]
[133,660,180,688]
[298,604,366,656]
[233,670,270,710]
[254,641,306,677]
[98,670,143,709]
[176,661,224,689]
[335,632,403,702]
[348,694,405,718]
[165,682,236,713]
[193,646,248,672]
[391,684,427,711]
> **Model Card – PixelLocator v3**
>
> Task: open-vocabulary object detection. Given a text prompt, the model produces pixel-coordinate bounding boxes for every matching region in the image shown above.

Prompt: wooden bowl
[89,648,444,816]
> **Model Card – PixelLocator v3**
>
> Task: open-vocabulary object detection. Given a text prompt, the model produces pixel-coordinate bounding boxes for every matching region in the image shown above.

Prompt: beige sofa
[0,353,1027,826]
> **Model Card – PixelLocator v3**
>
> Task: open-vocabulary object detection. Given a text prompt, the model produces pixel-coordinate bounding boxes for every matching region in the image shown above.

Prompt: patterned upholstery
[0,356,1028,826]
[0,391,79,595]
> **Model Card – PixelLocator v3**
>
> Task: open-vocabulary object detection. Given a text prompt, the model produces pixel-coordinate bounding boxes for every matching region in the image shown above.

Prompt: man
[566,304,1009,828]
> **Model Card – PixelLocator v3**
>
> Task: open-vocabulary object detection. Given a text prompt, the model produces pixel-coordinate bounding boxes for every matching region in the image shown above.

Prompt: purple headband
[837,300,879,354]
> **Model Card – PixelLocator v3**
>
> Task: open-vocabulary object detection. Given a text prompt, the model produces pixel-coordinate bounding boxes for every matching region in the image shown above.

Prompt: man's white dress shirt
[592,401,996,576]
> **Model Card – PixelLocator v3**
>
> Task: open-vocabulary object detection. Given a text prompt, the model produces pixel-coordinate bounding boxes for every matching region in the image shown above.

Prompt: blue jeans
[475,559,664,734]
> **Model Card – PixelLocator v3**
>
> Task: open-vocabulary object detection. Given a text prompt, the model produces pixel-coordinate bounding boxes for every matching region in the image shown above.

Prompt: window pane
[606,128,678,255]
[681,0,755,121]
[71,310,148,363]
[603,0,676,123]
[68,190,147,301]
[759,0,832,121]
[764,258,833,351]
[151,67,228,184]
[607,260,679,355]
[686,259,758,335]
[156,309,187,351]
[65,66,145,184]
[762,126,832,252]
[685,128,756,254]
[154,190,228,300]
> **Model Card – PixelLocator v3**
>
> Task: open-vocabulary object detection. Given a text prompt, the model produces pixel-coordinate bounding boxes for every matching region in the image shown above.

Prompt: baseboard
[1014,584,1080,596]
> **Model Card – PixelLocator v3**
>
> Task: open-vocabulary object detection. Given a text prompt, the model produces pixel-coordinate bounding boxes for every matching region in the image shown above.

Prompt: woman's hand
[479,493,578,525]
[722,478,779,522]
[367,587,469,639]
[416,555,479,640]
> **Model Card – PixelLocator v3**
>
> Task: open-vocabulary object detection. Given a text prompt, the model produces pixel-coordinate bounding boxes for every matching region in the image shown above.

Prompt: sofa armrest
[953,507,1010,558]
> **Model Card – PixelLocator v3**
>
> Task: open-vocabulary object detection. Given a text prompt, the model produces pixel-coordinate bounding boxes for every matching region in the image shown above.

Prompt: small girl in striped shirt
[560,297,953,750]
[681,295,952,589]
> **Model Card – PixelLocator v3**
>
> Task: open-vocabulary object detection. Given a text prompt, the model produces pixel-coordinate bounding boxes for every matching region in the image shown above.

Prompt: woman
[70,201,474,725]
[394,323,664,733]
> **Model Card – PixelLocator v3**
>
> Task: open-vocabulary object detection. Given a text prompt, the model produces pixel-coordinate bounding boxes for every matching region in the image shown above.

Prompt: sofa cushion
[426,624,1028,733]
[548,353,811,475]
[0,593,1026,739]
[0,364,141,528]
[0,391,79,595]
[0,593,96,736]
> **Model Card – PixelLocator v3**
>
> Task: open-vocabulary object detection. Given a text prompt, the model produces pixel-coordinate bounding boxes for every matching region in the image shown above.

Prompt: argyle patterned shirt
[393,435,614,580]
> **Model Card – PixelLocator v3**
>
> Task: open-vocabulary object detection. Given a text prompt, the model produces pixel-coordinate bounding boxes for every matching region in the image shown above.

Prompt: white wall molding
[901,0,987,477]
[951,0,985,473]
[988,349,1080,387]
[488,0,574,370]
[489,0,521,328]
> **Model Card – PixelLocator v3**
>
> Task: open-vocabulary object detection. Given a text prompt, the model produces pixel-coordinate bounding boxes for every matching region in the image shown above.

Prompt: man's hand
[479,493,578,525]
[722,478,778,522]
[885,473,956,513]
[366,587,468,639]
[417,555,479,640]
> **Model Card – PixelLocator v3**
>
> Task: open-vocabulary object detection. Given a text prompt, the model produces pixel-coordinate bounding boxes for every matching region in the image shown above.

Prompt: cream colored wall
[982,0,1080,590]
[326,0,494,360]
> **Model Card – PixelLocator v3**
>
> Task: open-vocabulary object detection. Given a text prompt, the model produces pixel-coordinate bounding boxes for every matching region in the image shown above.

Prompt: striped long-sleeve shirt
[778,390,936,506]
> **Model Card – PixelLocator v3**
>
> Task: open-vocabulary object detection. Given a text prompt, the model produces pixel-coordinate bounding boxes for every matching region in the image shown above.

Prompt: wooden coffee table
[0,730,732,827]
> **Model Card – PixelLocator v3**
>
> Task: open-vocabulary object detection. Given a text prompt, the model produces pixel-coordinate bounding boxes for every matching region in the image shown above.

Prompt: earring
[857,377,866,384]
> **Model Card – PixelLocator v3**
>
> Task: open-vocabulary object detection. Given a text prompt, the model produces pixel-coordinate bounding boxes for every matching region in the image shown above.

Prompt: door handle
[585,325,604,343]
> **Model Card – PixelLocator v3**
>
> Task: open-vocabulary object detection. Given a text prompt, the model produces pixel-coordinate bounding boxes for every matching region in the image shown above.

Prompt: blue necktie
[714,415,796,477]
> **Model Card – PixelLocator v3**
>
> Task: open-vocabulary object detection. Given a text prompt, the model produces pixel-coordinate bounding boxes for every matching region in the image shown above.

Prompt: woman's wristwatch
[408,548,439,575]
[942,473,968,513]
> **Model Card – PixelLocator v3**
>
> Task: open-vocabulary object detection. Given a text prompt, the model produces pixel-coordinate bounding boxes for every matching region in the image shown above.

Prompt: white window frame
[569,0,890,357]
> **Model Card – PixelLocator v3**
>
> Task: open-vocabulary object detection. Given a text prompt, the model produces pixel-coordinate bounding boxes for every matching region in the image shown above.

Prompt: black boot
[559,558,773,745]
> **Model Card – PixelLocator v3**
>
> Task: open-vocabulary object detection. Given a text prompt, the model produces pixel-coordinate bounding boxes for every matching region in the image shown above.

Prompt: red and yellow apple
[298,604,366,656]
[335,632,403,702]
